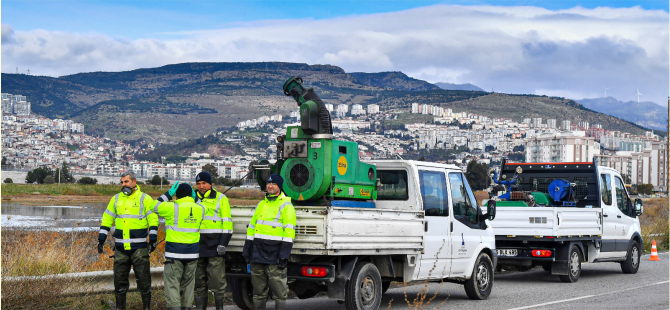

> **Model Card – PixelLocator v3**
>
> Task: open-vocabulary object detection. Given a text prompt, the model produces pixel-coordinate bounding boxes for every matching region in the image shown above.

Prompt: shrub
[77,177,98,185]
[4,178,13,184]
[43,176,56,184]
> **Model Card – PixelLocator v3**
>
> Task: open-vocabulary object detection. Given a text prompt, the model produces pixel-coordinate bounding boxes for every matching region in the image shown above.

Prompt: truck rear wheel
[620,240,641,274]
[344,262,382,310]
[559,245,581,283]
[231,277,253,310]
[464,253,494,300]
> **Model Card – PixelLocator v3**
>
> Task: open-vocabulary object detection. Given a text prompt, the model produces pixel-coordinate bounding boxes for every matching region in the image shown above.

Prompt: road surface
[219,252,669,310]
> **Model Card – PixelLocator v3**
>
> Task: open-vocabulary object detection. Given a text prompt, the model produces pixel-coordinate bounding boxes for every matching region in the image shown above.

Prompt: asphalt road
[221,252,669,310]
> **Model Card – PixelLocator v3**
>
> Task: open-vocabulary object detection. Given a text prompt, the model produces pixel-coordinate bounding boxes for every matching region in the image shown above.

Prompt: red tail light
[531,250,552,257]
[301,266,328,277]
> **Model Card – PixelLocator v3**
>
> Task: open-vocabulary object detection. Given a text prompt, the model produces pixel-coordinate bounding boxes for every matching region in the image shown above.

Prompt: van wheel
[464,253,494,300]
[344,263,382,310]
[559,245,581,283]
[621,240,641,274]
[231,277,253,310]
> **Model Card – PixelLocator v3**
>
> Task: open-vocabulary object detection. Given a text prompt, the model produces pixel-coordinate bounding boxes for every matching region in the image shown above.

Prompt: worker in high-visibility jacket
[243,174,296,310]
[97,171,158,310]
[192,171,233,310]
[152,183,205,310]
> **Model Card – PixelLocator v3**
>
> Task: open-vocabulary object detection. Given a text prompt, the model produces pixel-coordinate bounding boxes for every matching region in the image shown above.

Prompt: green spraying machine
[254,77,377,206]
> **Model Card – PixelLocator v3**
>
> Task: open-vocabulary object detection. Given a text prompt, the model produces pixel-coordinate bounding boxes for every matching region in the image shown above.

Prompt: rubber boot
[274,300,286,310]
[253,299,266,310]
[215,298,224,310]
[195,296,208,310]
[141,294,151,310]
[115,294,126,310]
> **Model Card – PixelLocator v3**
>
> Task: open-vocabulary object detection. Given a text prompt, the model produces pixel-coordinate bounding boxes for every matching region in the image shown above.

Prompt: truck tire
[464,253,494,300]
[231,277,253,310]
[559,245,581,283]
[620,240,641,274]
[344,263,382,310]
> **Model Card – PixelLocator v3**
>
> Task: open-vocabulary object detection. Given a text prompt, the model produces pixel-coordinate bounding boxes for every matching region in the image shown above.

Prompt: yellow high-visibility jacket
[98,186,159,251]
[152,196,205,260]
[242,192,296,264]
[196,189,233,257]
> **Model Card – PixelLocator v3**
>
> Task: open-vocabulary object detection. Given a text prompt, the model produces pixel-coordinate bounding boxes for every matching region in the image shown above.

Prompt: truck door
[416,169,451,280]
[600,173,619,253]
[613,176,636,252]
[447,172,483,277]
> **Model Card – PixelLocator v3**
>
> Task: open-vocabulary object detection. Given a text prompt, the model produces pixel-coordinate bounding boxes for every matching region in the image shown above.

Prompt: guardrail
[3,268,164,295]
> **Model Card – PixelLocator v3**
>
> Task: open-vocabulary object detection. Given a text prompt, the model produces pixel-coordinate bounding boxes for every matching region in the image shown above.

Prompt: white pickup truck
[488,160,644,283]
[225,160,498,310]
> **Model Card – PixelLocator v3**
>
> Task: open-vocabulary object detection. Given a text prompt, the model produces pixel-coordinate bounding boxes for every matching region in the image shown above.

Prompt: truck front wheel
[464,253,494,300]
[231,277,253,310]
[344,262,383,310]
[620,240,641,274]
[559,245,581,283]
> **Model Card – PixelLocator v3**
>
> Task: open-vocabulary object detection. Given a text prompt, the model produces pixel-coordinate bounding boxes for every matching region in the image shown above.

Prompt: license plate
[498,249,518,256]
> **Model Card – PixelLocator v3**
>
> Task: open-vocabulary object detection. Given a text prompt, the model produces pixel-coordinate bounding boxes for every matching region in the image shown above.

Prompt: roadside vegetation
[639,198,669,253]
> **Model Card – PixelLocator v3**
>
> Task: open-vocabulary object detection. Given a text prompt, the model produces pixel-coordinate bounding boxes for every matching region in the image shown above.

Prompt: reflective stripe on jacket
[242,192,296,264]
[153,197,205,260]
[196,189,233,257]
[98,186,159,251]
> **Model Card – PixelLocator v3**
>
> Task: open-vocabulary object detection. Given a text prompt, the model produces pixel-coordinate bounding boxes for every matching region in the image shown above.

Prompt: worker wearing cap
[153,183,205,310]
[192,171,232,310]
[243,174,296,310]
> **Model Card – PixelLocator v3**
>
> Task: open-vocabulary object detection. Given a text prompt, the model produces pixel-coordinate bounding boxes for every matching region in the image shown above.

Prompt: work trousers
[164,259,197,308]
[194,256,227,298]
[113,248,151,297]
[250,263,288,302]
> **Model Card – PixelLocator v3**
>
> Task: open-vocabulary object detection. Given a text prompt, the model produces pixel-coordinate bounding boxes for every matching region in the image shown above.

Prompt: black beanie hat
[266,174,284,192]
[176,183,193,199]
[196,171,212,185]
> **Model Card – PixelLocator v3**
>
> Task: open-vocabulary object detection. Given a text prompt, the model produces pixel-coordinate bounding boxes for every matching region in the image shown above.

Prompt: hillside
[435,82,484,92]
[576,97,668,131]
[0,62,659,143]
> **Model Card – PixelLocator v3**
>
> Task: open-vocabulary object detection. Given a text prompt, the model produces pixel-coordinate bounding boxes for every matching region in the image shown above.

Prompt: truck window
[449,173,478,225]
[600,174,612,206]
[376,170,409,200]
[614,177,632,215]
[418,170,448,216]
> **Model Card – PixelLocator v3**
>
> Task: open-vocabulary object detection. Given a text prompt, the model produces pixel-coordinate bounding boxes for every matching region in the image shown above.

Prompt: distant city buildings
[2,93,32,116]
[525,131,601,163]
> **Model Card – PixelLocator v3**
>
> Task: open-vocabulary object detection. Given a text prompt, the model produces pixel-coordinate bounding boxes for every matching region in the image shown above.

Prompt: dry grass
[639,198,669,253]
[396,239,449,310]
[1,227,170,309]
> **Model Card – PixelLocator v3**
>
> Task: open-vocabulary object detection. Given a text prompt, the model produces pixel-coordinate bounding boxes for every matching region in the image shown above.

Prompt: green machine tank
[255,77,377,203]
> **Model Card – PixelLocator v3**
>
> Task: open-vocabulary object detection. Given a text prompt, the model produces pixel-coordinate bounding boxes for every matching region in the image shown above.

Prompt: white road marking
[506,280,670,310]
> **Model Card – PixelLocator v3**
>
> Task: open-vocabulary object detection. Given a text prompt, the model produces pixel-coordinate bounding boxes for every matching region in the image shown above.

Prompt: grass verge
[639,198,669,253]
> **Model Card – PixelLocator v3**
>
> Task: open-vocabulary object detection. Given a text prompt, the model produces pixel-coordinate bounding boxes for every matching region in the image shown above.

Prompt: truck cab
[225,160,498,310]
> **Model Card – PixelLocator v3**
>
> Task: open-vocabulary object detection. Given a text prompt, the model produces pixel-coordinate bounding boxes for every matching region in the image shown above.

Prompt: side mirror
[634,198,643,216]
[480,200,496,221]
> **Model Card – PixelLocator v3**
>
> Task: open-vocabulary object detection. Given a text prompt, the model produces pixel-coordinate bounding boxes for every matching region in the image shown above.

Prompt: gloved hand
[278,258,288,269]
[148,241,157,253]
[217,245,226,256]
[97,241,104,254]
[168,181,180,197]
[242,253,250,264]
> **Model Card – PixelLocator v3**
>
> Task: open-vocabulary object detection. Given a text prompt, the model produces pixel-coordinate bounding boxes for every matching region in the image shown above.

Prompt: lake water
[1,203,105,230]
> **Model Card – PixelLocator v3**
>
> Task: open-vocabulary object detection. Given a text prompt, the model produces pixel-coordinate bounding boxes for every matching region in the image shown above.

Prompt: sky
[2,0,668,106]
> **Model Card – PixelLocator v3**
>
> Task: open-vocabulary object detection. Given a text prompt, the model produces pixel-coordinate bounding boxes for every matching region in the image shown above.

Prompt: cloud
[2,4,668,106]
